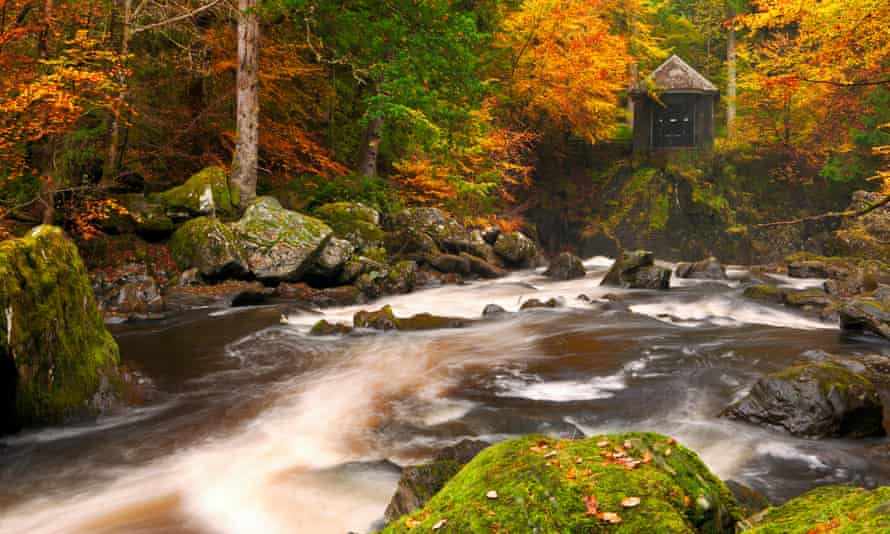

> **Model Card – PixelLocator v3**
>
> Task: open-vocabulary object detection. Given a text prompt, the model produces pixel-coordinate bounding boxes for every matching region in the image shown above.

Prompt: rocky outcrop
[382,432,741,533]
[233,197,333,282]
[157,166,239,221]
[675,256,727,280]
[839,298,890,340]
[353,305,467,332]
[313,202,384,253]
[544,252,586,280]
[601,250,671,290]
[493,231,538,267]
[743,485,890,533]
[388,207,472,253]
[384,439,489,523]
[832,190,890,263]
[1,226,121,434]
[742,284,787,304]
[722,362,885,438]
[169,217,248,279]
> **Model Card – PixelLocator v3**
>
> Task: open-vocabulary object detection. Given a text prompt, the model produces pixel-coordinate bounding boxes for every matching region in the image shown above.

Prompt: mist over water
[2,258,889,533]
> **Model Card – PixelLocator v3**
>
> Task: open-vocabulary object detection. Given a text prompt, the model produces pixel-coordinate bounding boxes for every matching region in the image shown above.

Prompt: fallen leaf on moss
[684,495,692,508]
[599,512,622,524]
[486,490,498,499]
[665,448,672,457]
[583,495,599,515]
[621,497,641,508]
[597,440,609,447]
[405,517,420,529]
[565,467,576,479]
[432,519,447,530]
[642,450,653,463]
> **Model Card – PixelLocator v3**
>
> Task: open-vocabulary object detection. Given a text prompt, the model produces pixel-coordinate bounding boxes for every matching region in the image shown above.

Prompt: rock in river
[601,250,671,290]
[675,256,727,280]
[722,362,885,438]
[544,252,586,280]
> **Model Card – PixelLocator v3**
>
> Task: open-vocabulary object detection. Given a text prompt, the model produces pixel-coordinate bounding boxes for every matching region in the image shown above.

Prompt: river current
[2,257,889,533]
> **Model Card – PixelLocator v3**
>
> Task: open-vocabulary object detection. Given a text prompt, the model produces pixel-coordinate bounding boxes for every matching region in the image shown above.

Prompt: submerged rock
[601,250,671,290]
[520,297,563,310]
[722,362,885,438]
[675,256,727,280]
[233,197,333,282]
[169,217,248,279]
[353,305,467,332]
[384,439,489,523]
[743,485,890,533]
[1,226,121,434]
[482,304,507,316]
[840,298,890,340]
[544,252,587,280]
[382,432,741,533]
[493,231,538,267]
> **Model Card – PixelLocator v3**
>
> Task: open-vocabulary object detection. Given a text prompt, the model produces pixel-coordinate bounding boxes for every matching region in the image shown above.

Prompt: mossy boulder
[545,252,587,280]
[338,256,387,285]
[722,362,885,438]
[782,288,834,309]
[382,432,741,533]
[744,485,890,533]
[839,298,890,340]
[429,254,472,276]
[389,207,471,252]
[356,260,418,298]
[157,166,238,220]
[168,217,248,279]
[100,194,175,237]
[306,237,354,281]
[601,250,671,290]
[384,227,441,256]
[676,257,727,280]
[309,320,354,336]
[232,197,333,282]
[493,231,538,267]
[460,252,507,279]
[313,202,384,250]
[0,226,121,434]
[353,305,467,332]
[743,285,787,304]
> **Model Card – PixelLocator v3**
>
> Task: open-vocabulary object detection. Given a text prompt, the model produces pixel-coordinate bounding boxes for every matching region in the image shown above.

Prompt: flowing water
[2,258,890,533]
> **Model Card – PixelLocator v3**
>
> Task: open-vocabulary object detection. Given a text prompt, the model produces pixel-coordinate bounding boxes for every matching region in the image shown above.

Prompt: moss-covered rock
[313,202,384,250]
[306,237,354,281]
[0,226,121,433]
[545,252,587,280]
[232,197,333,282]
[493,231,538,267]
[356,260,419,299]
[309,320,354,336]
[520,297,563,310]
[839,298,890,340]
[782,288,834,309]
[429,254,472,276]
[743,285,787,304]
[158,166,238,220]
[382,432,741,533]
[99,194,175,238]
[833,190,890,264]
[744,485,890,533]
[384,227,440,256]
[168,217,248,279]
[601,250,671,290]
[460,252,507,279]
[722,362,885,438]
[389,207,471,252]
[353,305,467,332]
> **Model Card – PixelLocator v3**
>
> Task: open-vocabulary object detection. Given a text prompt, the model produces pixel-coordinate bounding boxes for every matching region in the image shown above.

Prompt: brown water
[2,258,889,533]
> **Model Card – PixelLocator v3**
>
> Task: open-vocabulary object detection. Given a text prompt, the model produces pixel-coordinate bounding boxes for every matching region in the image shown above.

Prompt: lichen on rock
[158,166,238,220]
[168,217,248,279]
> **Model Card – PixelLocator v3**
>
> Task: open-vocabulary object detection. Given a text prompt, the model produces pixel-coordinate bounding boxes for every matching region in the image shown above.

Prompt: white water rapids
[1,257,886,534]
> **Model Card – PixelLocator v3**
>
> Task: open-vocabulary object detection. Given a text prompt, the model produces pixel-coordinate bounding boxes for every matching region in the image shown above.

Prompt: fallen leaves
[486,490,498,499]
[583,494,631,524]
[584,494,599,515]
[432,519,447,530]
[621,497,641,508]
[600,512,623,524]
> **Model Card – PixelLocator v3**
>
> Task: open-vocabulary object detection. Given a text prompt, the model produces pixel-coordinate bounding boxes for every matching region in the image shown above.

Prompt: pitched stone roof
[647,55,718,93]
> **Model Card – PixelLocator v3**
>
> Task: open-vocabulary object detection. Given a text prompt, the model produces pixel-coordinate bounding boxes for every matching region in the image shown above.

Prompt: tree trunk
[231,0,259,207]
[726,7,737,138]
[357,115,383,177]
[626,63,637,128]
[102,0,132,187]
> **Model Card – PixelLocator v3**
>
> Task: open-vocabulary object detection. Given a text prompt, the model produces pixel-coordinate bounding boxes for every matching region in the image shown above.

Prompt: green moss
[743,285,787,304]
[309,320,354,336]
[773,362,877,399]
[745,486,890,533]
[168,217,247,277]
[158,166,238,219]
[313,202,385,248]
[383,432,741,533]
[353,305,465,331]
[0,226,120,429]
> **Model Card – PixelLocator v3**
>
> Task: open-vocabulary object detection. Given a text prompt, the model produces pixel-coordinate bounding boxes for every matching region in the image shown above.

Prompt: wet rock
[353,305,467,332]
[743,284,787,304]
[356,261,417,299]
[177,268,203,287]
[600,250,671,290]
[384,228,440,256]
[787,260,845,279]
[381,433,741,532]
[309,320,354,336]
[337,256,387,285]
[388,207,472,252]
[782,288,835,309]
[158,166,238,221]
[482,304,507,316]
[839,298,890,340]
[460,252,507,279]
[274,283,364,308]
[169,217,248,279]
[115,277,165,314]
[306,237,354,281]
[493,231,538,267]
[429,254,471,276]
[230,283,273,307]
[721,362,885,438]
[383,439,489,523]
[675,256,727,280]
[233,197,333,282]
[1,226,121,434]
[724,480,771,517]
[481,226,500,245]
[544,252,586,280]
[520,297,563,310]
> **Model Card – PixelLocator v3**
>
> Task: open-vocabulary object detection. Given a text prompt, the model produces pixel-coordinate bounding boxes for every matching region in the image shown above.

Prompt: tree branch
[132,0,220,34]
[799,77,890,87]
[754,194,890,227]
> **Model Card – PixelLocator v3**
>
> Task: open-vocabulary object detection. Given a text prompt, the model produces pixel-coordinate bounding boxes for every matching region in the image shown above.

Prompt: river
[1,257,889,533]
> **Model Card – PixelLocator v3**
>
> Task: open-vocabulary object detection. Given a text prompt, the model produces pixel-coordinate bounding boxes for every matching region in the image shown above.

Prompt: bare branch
[132,0,221,34]
[755,194,890,228]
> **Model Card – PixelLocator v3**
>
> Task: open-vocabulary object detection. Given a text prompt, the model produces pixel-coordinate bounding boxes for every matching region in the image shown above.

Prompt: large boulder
[356,260,417,299]
[384,440,489,522]
[382,432,741,533]
[493,231,538,267]
[544,252,587,280]
[306,237,353,281]
[839,298,890,340]
[168,217,248,279]
[157,166,238,220]
[743,284,787,304]
[313,202,384,251]
[722,362,885,438]
[232,197,333,282]
[675,256,727,280]
[744,485,890,533]
[601,250,671,290]
[389,207,471,252]
[1,226,121,434]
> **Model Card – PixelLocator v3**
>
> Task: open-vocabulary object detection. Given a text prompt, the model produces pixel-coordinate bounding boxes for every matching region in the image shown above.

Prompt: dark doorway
[652,96,695,148]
